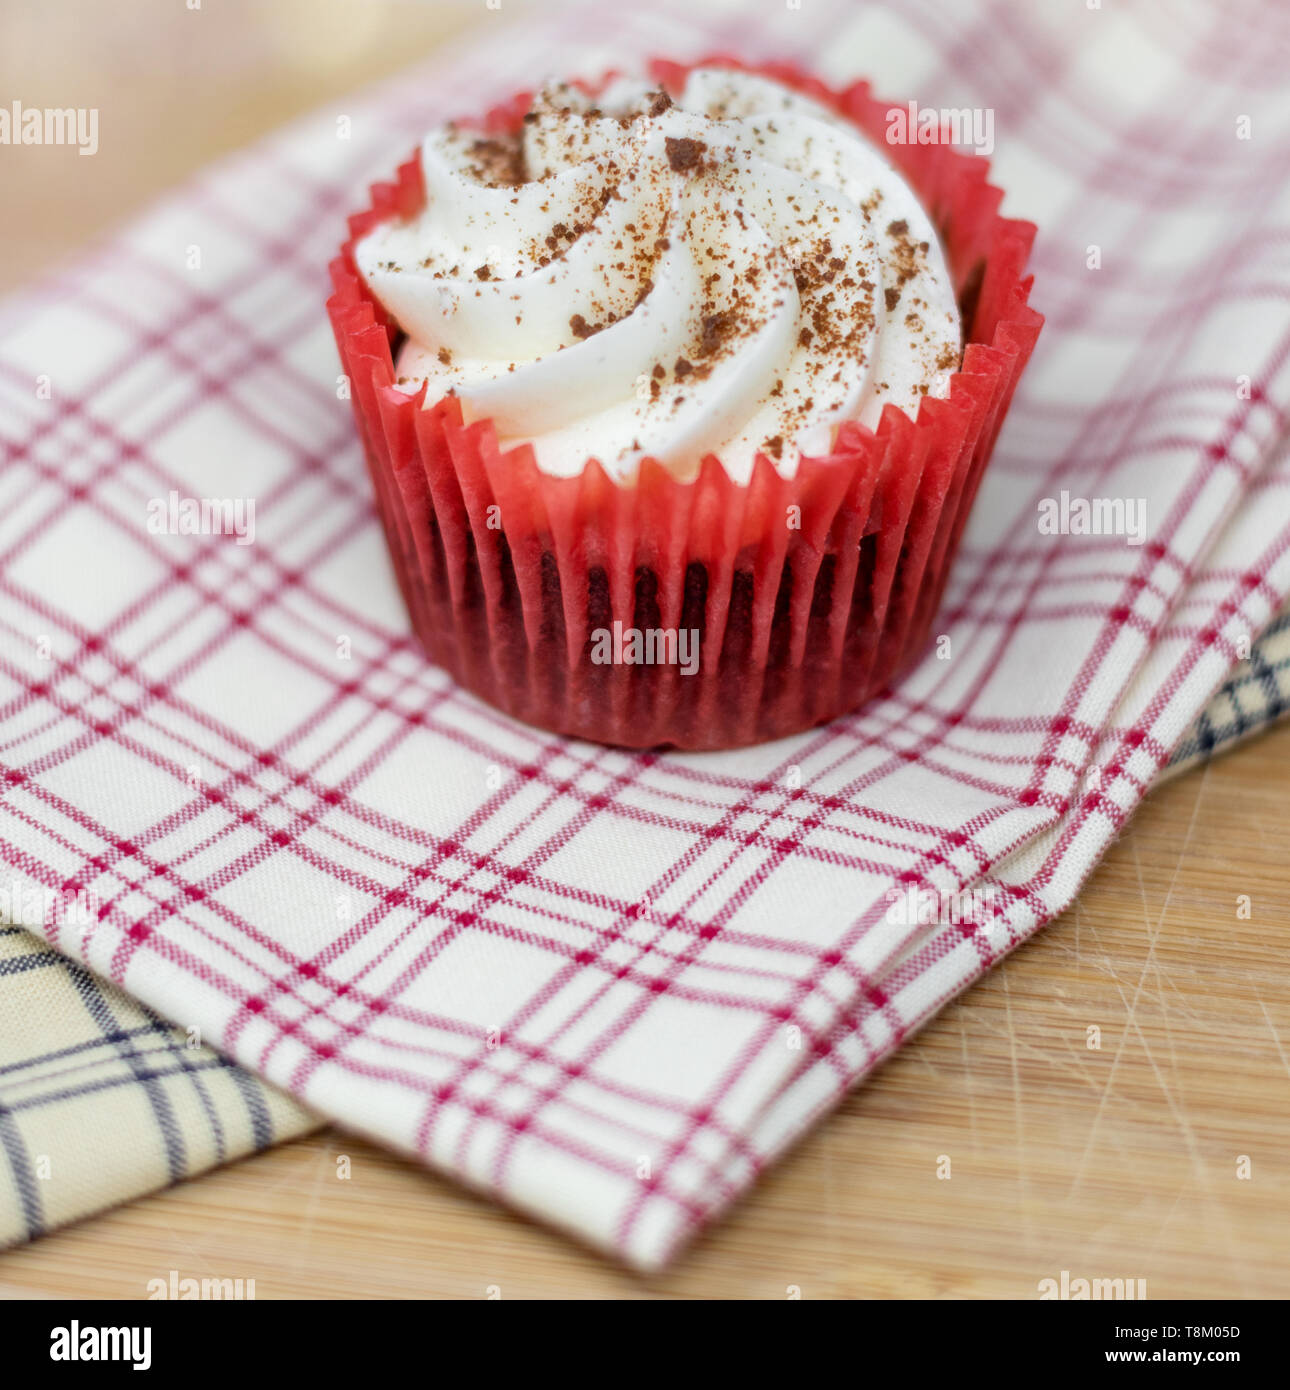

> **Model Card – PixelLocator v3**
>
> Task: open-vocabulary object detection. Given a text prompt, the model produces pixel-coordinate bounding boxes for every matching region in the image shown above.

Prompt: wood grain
[2,0,1287,1301]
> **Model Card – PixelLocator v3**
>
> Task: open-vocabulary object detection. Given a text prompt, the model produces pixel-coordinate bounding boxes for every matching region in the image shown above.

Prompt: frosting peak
[356,67,961,483]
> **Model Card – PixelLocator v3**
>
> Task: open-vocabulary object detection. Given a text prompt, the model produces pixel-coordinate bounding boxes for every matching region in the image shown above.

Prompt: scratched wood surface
[3,1,1289,1301]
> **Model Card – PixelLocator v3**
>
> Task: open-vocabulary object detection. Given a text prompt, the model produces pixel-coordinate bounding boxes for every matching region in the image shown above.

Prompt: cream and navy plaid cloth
[0,924,316,1246]
[3,0,1290,1265]
[1166,602,1290,776]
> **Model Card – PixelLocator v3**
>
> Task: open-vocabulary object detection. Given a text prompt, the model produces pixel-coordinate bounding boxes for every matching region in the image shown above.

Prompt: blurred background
[0,0,508,292]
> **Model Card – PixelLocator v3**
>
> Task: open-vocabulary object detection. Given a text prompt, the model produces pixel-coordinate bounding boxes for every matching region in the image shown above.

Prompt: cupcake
[328,58,1041,750]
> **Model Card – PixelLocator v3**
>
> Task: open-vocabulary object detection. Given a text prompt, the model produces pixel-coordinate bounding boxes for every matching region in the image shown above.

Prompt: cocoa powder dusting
[665,136,708,174]
[699,310,737,358]
[400,80,955,467]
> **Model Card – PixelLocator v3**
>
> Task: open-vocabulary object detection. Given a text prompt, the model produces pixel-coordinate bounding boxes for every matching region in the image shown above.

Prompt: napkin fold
[2,0,1290,1268]
[2,592,1285,1249]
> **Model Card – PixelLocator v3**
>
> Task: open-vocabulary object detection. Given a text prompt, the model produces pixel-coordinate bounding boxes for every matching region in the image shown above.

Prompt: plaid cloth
[0,924,316,1247]
[1167,598,1290,774]
[2,601,1283,1253]
[2,594,1282,1251]
[2,0,1290,1268]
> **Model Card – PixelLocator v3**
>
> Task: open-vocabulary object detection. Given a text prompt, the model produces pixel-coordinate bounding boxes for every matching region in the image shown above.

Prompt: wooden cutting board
[3,1,1287,1301]
[3,722,1287,1299]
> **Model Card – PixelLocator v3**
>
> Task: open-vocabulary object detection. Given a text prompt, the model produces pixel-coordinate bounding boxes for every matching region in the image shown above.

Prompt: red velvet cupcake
[327,58,1041,750]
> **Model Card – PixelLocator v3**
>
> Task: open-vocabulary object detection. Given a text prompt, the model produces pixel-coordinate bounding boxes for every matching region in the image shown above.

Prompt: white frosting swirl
[356,67,961,484]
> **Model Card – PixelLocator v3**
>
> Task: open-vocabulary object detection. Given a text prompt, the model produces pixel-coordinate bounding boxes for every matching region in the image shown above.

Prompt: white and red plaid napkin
[3,0,1290,1268]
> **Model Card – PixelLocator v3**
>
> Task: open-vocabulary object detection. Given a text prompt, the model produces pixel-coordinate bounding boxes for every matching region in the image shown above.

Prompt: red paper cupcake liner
[327,56,1043,750]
